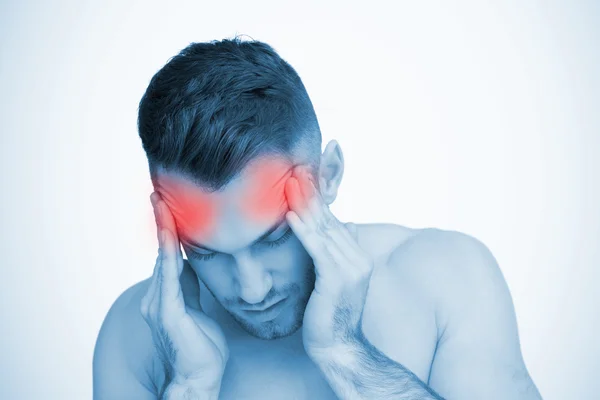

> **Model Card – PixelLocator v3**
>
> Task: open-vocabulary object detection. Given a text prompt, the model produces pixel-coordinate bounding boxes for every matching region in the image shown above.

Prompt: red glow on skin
[289,166,316,214]
[241,158,317,224]
[240,157,294,224]
[152,159,316,246]
[154,173,218,243]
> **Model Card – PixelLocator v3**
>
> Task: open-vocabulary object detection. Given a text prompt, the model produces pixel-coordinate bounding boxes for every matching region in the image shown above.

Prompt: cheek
[190,261,232,295]
[278,239,314,276]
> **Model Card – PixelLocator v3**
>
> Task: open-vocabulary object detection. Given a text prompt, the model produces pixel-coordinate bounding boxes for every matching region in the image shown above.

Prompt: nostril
[237,275,273,305]
[234,254,273,303]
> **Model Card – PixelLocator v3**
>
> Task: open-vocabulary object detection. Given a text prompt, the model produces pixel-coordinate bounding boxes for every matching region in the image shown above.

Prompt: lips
[242,297,288,321]
[244,298,285,312]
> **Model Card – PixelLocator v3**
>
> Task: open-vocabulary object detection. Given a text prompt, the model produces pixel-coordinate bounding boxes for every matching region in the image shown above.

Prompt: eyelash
[188,228,294,262]
[264,227,293,248]
[188,251,217,262]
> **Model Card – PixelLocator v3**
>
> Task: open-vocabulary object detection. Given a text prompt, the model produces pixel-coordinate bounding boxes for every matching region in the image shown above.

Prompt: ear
[317,140,344,205]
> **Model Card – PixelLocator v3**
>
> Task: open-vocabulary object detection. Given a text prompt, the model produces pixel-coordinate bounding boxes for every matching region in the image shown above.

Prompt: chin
[230,298,307,340]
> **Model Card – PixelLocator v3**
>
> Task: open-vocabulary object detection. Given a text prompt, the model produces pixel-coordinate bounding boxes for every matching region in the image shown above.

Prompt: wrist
[307,340,362,369]
[307,326,367,358]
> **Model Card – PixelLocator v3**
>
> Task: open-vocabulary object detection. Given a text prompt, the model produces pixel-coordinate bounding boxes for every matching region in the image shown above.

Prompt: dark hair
[137,36,322,192]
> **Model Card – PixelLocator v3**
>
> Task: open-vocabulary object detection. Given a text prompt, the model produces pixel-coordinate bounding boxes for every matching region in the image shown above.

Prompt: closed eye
[185,226,294,262]
[186,248,217,261]
[262,227,293,248]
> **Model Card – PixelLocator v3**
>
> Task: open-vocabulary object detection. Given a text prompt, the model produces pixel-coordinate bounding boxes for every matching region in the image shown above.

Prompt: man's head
[137,37,344,340]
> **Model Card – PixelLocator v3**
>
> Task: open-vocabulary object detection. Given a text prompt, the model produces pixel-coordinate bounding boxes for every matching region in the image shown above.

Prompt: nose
[233,252,273,305]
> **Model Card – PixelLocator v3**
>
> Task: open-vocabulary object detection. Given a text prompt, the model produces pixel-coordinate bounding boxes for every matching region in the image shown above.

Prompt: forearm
[312,333,444,400]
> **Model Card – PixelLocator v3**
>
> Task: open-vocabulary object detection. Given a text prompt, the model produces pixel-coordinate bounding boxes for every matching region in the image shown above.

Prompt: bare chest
[217,341,338,400]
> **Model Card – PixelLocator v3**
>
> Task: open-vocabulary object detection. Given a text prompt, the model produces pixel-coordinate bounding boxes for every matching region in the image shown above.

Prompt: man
[93,37,542,399]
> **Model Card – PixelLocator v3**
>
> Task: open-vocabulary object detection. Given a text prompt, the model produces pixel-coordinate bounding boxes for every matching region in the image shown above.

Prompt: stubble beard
[227,263,316,340]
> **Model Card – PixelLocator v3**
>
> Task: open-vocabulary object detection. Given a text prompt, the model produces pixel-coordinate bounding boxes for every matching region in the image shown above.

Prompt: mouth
[242,297,288,321]
[243,297,286,312]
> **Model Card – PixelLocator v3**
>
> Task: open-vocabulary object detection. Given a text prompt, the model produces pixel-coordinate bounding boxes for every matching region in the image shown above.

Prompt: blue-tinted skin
[93,140,542,399]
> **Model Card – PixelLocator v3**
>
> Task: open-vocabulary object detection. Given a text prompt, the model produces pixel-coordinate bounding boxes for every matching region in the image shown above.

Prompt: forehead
[154,156,294,251]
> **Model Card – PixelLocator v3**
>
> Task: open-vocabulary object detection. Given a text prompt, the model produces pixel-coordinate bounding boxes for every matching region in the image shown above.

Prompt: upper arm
[93,280,158,400]
[418,230,542,399]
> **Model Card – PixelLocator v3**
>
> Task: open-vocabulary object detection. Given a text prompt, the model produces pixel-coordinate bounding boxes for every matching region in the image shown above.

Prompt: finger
[158,229,185,319]
[297,166,321,223]
[345,221,358,236]
[148,193,171,316]
[284,177,312,223]
[141,250,162,317]
[287,211,348,283]
[143,192,164,318]
[286,210,312,249]
[335,222,369,262]
[310,201,334,234]
[304,191,342,243]
[343,222,359,243]
[150,191,160,215]
[323,239,351,268]
[289,166,320,230]
[324,225,364,263]
[156,198,176,236]
[155,199,185,275]
[148,241,166,319]
[151,192,161,244]
[286,211,327,262]
[295,165,316,202]
[298,167,334,232]
[325,221,372,274]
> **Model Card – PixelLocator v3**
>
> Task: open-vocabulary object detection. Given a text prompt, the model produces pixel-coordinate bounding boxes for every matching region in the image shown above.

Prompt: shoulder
[352,223,502,298]
[388,227,501,288]
[93,262,201,398]
[379,229,540,398]
[378,227,511,332]
[93,278,152,358]
[352,222,495,271]
[350,222,419,263]
[93,278,158,396]
[383,227,497,272]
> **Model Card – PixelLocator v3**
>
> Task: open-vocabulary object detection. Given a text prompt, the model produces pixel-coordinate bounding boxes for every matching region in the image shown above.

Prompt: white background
[1,1,598,398]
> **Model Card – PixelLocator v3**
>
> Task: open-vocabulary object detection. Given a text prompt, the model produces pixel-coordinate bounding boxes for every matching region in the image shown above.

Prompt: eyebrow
[180,209,289,253]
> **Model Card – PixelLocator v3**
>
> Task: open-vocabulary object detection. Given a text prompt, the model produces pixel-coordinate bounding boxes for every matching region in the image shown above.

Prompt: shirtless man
[93,37,542,399]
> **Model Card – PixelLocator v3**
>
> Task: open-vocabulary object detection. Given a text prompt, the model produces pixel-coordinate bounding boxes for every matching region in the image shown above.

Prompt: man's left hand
[284,165,375,358]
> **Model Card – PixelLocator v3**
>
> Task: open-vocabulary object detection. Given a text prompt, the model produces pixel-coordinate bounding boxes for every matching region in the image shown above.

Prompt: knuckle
[318,218,331,231]
[140,293,151,313]
[140,303,148,318]
[148,298,159,318]
[319,214,338,232]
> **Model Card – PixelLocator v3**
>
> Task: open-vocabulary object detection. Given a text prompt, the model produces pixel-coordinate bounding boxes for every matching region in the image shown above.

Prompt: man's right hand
[140,192,229,398]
